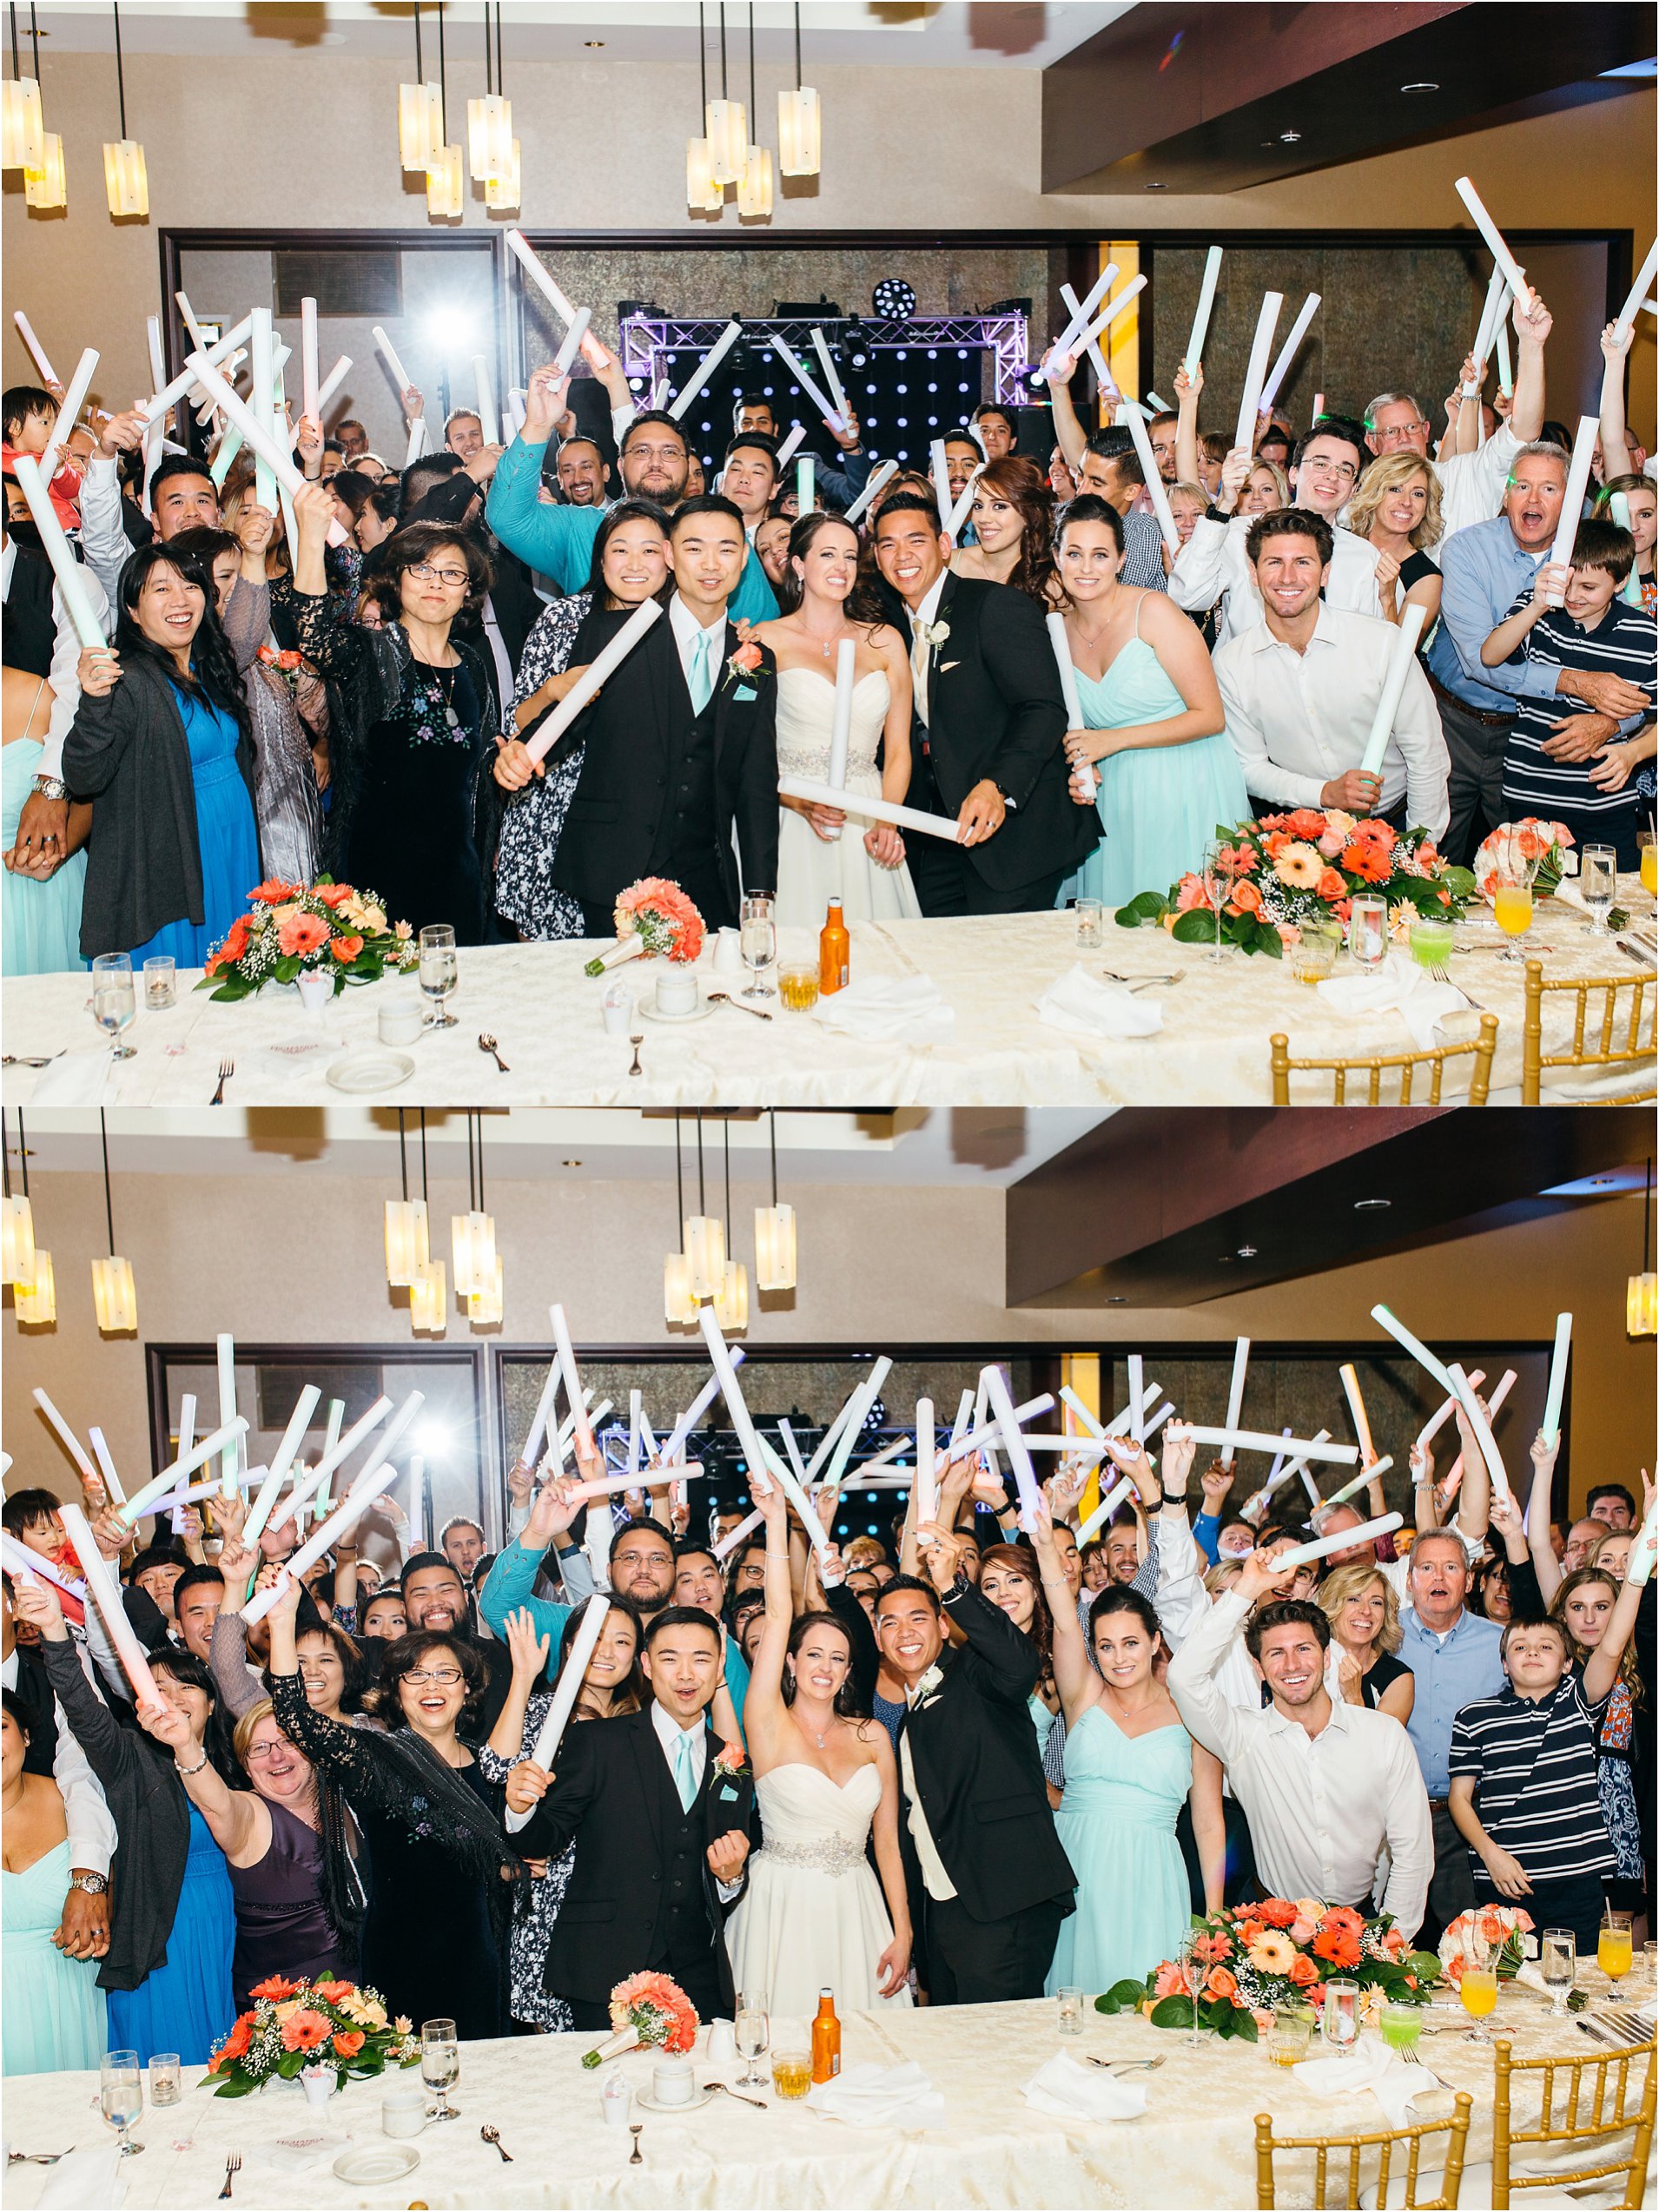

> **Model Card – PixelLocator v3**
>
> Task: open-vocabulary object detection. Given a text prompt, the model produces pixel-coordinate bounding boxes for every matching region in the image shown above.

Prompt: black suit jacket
[909,573,1099,892]
[896,1581,1076,1927]
[549,605,779,913]
[518,1707,753,2011]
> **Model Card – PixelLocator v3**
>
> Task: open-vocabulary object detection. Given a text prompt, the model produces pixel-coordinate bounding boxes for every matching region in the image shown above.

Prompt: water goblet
[1541,1929,1576,2015]
[1580,844,1617,932]
[90,952,137,1061]
[740,893,777,1000]
[418,924,459,1028]
[101,2048,144,2157]
[735,1989,770,2090]
[421,2016,460,2120]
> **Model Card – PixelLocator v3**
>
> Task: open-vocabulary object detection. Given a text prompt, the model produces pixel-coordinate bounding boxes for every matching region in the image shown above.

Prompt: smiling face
[581,1608,638,1699]
[556,439,606,506]
[134,562,207,659]
[1239,464,1285,518]
[874,505,950,606]
[1168,486,1206,545]
[1366,399,1431,459]
[150,1662,213,1740]
[755,515,792,588]
[1290,435,1362,519]
[1251,532,1329,624]
[396,1642,468,1736]
[402,1563,468,1633]
[243,1713,314,1805]
[610,1527,676,1613]
[1256,1620,1326,1708]
[1377,467,1431,540]
[790,518,859,606]
[790,1618,851,1703]
[295,1628,347,1716]
[944,440,980,499]
[1332,1577,1386,1651]
[979,1558,1035,1632]
[1504,1621,1570,1699]
[1563,563,1619,626]
[175,1578,222,1659]
[152,472,220,539]
[620,422,690,505]
[446,412,484,462]
[968,487,1022,556]
[668,507,747,617]
[1091,1606,1159,1689]
[1104,1528,1140,1586]
[875,1584,945,1685]
[640,1621,722,1723]
[1057,515,1121,604]
[1504,455,1567,548]
[1591,1532,1631,1581]
[599,513,669,607]
[673,1548,725,1616]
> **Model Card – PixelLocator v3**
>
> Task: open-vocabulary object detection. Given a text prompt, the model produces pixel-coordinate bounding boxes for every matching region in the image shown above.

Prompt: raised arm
[1524,1431,1563,1606]
[1597,321,1634,489]
[138,1696,268,1863]
[1582,1547,1646,1707]
[1173,362,1204,495]
[1044,352,1088,472]
[486,1608,552,1766]
[1030,1498,1095,1725]
[740,1475,794,1742]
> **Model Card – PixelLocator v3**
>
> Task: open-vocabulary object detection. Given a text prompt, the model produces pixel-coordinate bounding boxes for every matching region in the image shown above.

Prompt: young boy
[1482,517,1656,868]
[1447,1564,1643,1951]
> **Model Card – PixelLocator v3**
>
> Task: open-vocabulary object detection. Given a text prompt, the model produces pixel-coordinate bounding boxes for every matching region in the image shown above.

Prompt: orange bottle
[811,1989,842,2083]
[819,899,849,995]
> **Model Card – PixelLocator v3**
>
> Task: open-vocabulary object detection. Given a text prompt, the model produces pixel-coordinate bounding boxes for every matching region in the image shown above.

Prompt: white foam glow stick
[13,310,56,386]
[1060,1383,1106,1440]
[143,316,254,428]
[242,1383,324,1544]
[38,347,98,483]
[59,1502,164,1710]
[1046,261,1117,373]
[1542,1313,1572,1443]
[241,1463,402,1628]
[1058,282,1115,398]
[796,454,816,517]
[405,417,426,466]
[1626,1495,1658,1587]
[507,1593,611,1828]
[1183,247,1224,372]
[1258,293,1321,418]
[524,598,662,764]
[1122,406,1180,552]
[1453,176,1530,303]
[1464,269,1509,394]
[1243,1438,1321,1521]
[248,311,277,512]
[1013,1435,1107,1456]
[699,1311,830,1560]
[314,1399,344,1520]
[184,350,348,543]
[1416,1370,1483,1456]
[174,290,210,360]
[1322,1454,1396,1509]
[1076,1475,1136,1548]
[281,1394,392,1514]
[520,1360,562,1470]
[573,1463,704,1504]
[765,332,845,433]
[1186,1426,1358,1464]
[1371,1304,1454,1391]
[372,324,415,397]
[843,459,899,525]
[1358,600,1430,776]
[86,1428,127,1508]
[950,1394,1055,1464]
[549,1399,611,1473]
[314,356,351,418]
[30,1390,97,1486]
[1061,276,1147,383]
[945,465,984,545]
[778,775,963,843]
[9,457,106,650]
[1614,238,1659,343]
[948,1390,975,1454]
[115,1417,250,1530]
[626,1390,642,1482]
[1233,294,1283,456]
[980,1365,1043,1525]
[713,1508,763,1562]
[1338,1364,1377,1463]
[810,327,849,421]
[915,1397,936,1526]
[1127,1356,1145,1445]
[0,1531,83,1605]
[821,1360,895,1493]
[145,316,167,420]
[300,297,320,422]
[661,1348,745,1469]
[550,1304,594,1459]
[1446,1364,1510,1500]
[502,231,607,370]
[776,1419,808,1482]
[820,637,857,839]
[1494,319,1512,397]
[1544,416,1599,606]
[929,439,953,531]
[215,1333,241,1499]
[802,1393,861,1484]
[834,1431,913,1486]
[669,320,743,423]
[1212,1338,1251,1469]
[466,355,498,446]
[1275,1512,1403,1572]
[775,421,807,467]
[174,1397,196,1533]
[551,307,592,381]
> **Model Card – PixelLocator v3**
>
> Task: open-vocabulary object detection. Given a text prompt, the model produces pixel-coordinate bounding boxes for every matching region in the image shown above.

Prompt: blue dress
[3,1839,108,2074]
[3,738,87,974]
[1057,613,1248,910]
[1046,1708,1193,1996]
[106,1808,235,2068]
[129,685,260,967]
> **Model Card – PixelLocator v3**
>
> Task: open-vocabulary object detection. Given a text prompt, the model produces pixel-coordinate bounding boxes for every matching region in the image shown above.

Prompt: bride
[724,1475,913,2017]
[751,514,922,929]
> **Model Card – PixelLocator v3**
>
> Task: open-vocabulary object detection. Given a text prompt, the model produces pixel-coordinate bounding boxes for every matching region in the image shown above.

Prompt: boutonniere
[721,641,768,691]
[711,1740,751,1782]
[257,644,306,697]
[915,619,950,650]
[913,1663,946,1711]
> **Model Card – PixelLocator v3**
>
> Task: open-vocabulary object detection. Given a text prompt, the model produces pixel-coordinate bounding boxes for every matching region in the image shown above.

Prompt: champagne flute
[418,924,459,1028]
[100,2048,144,2156]
[735,1988,770,2090]
[1598,1907,1635,1989]
[1580,844,1616,933]
[1200,843,1229,962]
[1541,1928,1576,2015]
[740,893,777,1000]
[1491,850,1538,962]
[1458,1931,1499,2044]
[420,2016,460,2120]
[90,952,138,1061]
[1179,1927,1206,2050]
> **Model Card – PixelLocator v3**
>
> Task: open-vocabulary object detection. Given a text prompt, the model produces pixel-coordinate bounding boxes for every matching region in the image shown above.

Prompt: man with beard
[486,362,777,623]
[553,436,611,508]
[476,1463,611,1687]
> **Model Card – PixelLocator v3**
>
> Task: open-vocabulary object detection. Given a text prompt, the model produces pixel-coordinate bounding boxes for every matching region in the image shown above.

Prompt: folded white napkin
[806,2060,944,2129]
[810,975,954,1044]
[26,1050,121,1105]
[1292,2037,1424,2130]
[1035,964,1162,1040]
[1316,948,1465,1052]
[35,2145,127,2209]
[1021,2050,1148,2124]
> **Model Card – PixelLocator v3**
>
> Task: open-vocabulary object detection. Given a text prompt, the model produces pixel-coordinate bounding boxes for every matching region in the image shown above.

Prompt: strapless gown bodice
[772,665,921,929]
[775,665,890,782]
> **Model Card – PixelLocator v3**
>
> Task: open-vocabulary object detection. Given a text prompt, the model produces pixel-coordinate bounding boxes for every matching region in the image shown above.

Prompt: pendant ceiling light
[1629,1156,1657,1339]
[683,1110,725,1299]
[384,1108,430,1288]
[2,1107,35,1285]
[452,1112,501,1324]
[664,1115,702,1324]
[482,10,519,212]
[408,1111,447,1334]
[7,1109,51,1326]
[777,1,820,176]
[89,1112,137,1334]
[426,3,463,221]
[398,0,442,170]
[753,1110,796,1291]
[685,3,722,213]
[466,0,512,180]
[102,3,147,217]
[19,6,61,208]
[704,3,745,188]
[2,7,44,170]
[711,1119,750,1333]
[737,3,772,221]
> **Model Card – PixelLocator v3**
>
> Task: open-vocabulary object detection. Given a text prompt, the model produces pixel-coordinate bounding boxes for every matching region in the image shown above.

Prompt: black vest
[3,544,56,678]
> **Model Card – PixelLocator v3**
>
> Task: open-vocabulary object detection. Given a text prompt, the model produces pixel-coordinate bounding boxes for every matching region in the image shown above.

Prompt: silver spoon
[477,1032,510,1073]
[480,2123,512,2162]
[707,990,773,1021]
[705,2079,767,2108]
[628,1033,644,1077]
[629,2122,644,2164]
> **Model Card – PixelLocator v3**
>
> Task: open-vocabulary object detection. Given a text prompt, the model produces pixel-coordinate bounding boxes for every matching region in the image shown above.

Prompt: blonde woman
[1315,1562,1414,1725]
[1348,452,1444,631]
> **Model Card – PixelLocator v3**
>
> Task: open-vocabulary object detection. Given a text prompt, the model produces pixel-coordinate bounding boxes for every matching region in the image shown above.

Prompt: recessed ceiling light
[1353,1197,1392,1212]
[1279,129,1302,143]
[585,38,606,46]
[1400,81,1439,92]
[1236,1245,1258,1258]
[1145,182,1167,190]
[1217,1255,1234,1264]
[1104,1295,1127,1305]
[562,1159,583,1167]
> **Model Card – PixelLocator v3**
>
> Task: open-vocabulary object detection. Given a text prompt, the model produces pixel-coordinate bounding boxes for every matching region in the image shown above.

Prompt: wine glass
[90,952,138,1061]
[735,1988,770,2090]
[1580,844,1616,933]
[1178,1927,1206,2050]
[100,2048,144,2156]
[1490,850,1538,962]
[1200,843,1229,962]
[420,2016,460,2120]
[1598,1907,1635,1990]
[740,893,777,1000]
[1541,1928,1576,2015]
[1459,1931,1499,2044]
[418,924,459,1028]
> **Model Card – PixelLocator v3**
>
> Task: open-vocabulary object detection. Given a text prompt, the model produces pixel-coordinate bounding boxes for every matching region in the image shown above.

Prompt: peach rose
[329,935,364,963]
[1287,1954,1320,1988]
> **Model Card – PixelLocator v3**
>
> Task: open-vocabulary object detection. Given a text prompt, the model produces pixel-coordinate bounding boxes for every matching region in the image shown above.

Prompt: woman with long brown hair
[978,1542,1062,1784]
[950,455,1061,607]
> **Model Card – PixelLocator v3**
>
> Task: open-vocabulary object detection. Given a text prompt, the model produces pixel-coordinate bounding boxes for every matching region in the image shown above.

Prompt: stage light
[873,278,916,320]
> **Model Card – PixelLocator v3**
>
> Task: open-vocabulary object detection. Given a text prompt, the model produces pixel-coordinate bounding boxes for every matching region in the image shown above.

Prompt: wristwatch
[68,1871,109,1897]
[941,1569,974,1604]
[32,775,68,802]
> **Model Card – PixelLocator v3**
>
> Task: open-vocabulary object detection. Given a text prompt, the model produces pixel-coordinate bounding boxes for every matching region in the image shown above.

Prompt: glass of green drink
[1380,2003,1424,2058]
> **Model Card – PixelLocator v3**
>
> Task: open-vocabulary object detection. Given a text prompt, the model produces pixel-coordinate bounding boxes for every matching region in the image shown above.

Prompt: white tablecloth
[0,1989,1646,2210]
[3,892,1651,1109]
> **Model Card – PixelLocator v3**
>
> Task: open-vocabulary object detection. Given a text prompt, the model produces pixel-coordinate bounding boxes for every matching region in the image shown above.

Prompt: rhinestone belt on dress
[757,1836,864,1876]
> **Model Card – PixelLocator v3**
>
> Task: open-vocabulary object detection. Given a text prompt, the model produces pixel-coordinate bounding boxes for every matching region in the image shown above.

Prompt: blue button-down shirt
[1398,1603,1504,1797]
[1426,515,1563,716]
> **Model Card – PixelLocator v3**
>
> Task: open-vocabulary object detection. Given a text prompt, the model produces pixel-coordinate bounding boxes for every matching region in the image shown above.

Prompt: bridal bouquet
[1438,1905,1536,1984]
[1095,1901,1443,2041]
[584,876,706,976]
[1114,811,1475,959]
[1472,819,1575,902]
[199,879,419,1000]
[580,1971,700,2068]
[204,1976,418,2096]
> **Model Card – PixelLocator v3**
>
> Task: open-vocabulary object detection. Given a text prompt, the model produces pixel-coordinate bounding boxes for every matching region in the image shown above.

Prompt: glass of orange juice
[1459,1930,1499,2044]
[1638,828,1656,901]
[1490,852,1538,962]
[1598,1908,1635,1989]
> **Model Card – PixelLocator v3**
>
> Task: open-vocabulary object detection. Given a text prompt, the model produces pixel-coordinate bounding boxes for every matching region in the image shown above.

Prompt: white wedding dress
[724,1763,913,2020]
[774,665,922,930]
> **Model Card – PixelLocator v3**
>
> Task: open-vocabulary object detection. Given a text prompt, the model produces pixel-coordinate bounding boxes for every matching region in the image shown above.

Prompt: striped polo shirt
[1449,1672,1616,1888]
[1500,598,1657,821]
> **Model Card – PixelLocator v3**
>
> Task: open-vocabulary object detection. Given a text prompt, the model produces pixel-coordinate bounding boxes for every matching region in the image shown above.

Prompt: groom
[506,1607,754,2030]
[876,1525,1076,2004]
[493,494,778,935]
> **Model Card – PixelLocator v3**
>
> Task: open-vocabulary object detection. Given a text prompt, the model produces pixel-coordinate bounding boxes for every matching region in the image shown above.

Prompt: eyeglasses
[1304,458,1358,482]
[244,1738,297,1762]
[1371,423,1428,447]
[403,1667,464,1687]
[407,562,469,588]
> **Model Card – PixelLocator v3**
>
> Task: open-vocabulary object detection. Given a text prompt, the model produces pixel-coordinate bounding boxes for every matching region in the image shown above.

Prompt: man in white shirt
[1214,510,1450,839]
[3,1579,117,1964]
[1168,1548,1434,1935]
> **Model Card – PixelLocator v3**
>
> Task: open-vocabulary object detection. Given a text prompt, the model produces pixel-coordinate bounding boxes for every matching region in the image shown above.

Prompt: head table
[2,886,1650,1112]
[3,1984,1649,2212]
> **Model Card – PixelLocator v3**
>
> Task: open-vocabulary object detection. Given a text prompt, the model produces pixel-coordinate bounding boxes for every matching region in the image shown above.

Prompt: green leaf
[1170,908,1218,945]
[212,2076,257,2098]
[1215,2004,1258,2043]
[1120,890,1170,923]
[1095,1979,1148,2015]
[1251,919,1284,959]
[1148,1994,1196,2030]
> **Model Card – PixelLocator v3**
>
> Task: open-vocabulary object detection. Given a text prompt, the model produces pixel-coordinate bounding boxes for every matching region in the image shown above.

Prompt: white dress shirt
[1169,513,1383,645]
[1433,423,1524,545]
[651,1700,743,1900]
[1167,1588,1433,1936]
[906,572,948,728]
[668,591,728,703]
[1,1645,116,1878]
[898,1683,958,1901]
[1213,604,1451,840]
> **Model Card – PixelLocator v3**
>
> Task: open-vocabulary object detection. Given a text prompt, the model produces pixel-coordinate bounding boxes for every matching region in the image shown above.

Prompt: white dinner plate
[632,2080,717,2114]
[325,1048,416,1093]
[332,2143,420,2182]
[638,998,714,1026]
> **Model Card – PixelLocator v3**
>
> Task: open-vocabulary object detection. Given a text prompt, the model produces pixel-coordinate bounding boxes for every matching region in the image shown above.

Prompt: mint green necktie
[671,1727,698,1812]
[688,627,715,715]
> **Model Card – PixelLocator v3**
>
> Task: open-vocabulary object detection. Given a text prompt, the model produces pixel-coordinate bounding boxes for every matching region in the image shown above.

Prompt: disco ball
[873,278,915,320]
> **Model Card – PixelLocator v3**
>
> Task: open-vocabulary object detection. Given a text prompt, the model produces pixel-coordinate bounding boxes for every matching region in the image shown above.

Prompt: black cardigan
[61,651,256,961]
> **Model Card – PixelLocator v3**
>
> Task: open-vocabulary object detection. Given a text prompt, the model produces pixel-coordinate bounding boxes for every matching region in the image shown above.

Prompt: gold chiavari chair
[1490,2033,1656,2208]
[1521,960,1656,1104]
[1270,1015,1498,1105]
[1254,2091,1473,2209]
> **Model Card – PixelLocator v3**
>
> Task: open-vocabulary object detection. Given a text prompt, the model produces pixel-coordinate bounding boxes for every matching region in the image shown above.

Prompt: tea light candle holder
[143,956,176,1010]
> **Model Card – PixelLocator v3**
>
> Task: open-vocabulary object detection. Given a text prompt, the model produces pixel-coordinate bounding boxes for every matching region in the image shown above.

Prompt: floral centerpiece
[584,877,706,976]
[203,1976,418,2096]
[1438,1905,1535,1983]
[1472,820,1575,901]
[1114,811,1475,959]
[580,1971,700,2068]
[198,879,419,1000]
[1095,1901,1444,2042]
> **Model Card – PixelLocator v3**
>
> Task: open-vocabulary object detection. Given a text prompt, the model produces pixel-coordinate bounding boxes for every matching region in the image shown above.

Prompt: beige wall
[4,50,1650,434]
[5,1170,1650,1515]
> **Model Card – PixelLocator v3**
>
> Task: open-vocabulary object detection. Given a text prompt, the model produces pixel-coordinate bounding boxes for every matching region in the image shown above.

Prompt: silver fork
[1427,961,1490,1012]
[219,2150,241,2199]
[1084,2053,1165,2071]
[210,1060,234,1105]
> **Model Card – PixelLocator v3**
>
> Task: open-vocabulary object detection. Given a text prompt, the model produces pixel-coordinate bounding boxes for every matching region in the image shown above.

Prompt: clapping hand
[503,1607,551,1683]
